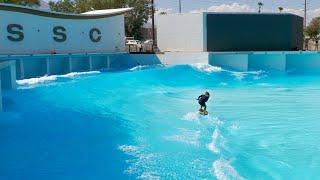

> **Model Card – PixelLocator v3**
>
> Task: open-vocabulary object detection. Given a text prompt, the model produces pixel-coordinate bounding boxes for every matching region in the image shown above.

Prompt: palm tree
[278,7,283,13]
[258,2,263,13]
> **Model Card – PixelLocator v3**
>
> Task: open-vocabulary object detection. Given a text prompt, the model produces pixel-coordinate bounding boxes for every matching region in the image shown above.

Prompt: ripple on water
[206,128,220,154]
[163,128,201,147]
[213,158,244,180]
[118,145,160,179]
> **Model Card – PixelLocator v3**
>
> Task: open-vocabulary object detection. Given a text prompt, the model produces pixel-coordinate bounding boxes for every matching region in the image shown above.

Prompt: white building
[0,3,131,55]
[157,12,303,52]
[157,13,206,52]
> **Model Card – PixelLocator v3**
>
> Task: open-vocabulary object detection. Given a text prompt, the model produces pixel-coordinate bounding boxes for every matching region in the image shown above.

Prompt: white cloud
[190,3,254,13]
[308,8,320,21]
[156,8,172,15]
[189,3,320,24]
[282,8,303,17]
[207,3,254,13]
[282,7,320,23]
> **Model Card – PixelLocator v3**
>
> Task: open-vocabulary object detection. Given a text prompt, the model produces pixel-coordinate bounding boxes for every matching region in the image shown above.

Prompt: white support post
[9,62,17,89]
[0,73,2,112]
[107,56,110,70]
[68,56,73,72]
[46,57,50,75]
[89,56,93,71]
[20,59,24,80]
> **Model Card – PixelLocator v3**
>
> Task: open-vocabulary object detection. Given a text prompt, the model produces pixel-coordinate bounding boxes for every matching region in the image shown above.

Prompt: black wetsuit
[198,95,209,110]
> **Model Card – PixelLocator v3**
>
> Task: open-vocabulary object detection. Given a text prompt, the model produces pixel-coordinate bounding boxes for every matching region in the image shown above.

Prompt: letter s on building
[89,28,101,42]
[53,26,67,42]
[7,24,24,42]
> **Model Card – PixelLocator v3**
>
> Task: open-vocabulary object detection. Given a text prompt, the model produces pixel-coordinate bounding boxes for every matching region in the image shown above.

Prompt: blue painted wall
[209,51,320,72]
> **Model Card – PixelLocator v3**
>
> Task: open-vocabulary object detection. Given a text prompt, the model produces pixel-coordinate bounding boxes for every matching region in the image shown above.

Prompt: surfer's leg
[203,104,207,111]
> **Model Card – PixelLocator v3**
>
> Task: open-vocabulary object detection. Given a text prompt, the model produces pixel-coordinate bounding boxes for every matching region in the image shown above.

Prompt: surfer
[197,91,210,114]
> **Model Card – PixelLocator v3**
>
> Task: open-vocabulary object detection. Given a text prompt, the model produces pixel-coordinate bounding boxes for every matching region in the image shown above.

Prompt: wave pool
[1,64,320,179]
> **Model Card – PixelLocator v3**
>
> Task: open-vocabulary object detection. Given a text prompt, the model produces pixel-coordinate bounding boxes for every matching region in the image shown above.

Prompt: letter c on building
[7,24,24,42]
[89,28,101,42]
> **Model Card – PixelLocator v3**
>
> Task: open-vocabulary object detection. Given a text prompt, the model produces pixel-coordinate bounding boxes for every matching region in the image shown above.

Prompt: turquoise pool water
[1,64,320,179]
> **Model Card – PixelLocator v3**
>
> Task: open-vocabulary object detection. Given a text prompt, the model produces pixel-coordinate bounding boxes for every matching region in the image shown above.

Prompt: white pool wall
[208,51,320,72]
[248,52,287,71]
[0,60,17,111]
[159,52,208,64]
[0,74,2,111]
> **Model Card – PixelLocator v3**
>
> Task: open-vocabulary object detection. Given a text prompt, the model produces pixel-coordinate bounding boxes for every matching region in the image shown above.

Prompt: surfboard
[199,110,208,116]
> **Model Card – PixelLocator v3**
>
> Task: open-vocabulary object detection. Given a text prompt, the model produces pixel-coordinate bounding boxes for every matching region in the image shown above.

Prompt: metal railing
[126,44,155,53]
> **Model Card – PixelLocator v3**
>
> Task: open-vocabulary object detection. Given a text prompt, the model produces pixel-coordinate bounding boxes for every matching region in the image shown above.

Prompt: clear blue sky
[155,0,319,13]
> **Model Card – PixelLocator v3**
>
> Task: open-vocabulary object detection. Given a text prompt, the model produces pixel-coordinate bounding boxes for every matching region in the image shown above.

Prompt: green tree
[48,0,76,13]
[258,2,263,13]
[49,0,151,39]
[159,11,167,15]
[278,7,283,13]
[0,0,40,7]
[305,17,320,41]
[89,0,126,10]
[125,0,151,39]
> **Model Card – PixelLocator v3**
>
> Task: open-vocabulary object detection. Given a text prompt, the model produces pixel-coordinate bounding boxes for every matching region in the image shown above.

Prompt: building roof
[0,3,132,19]
[203,12,303,18]
[82,8,132,15]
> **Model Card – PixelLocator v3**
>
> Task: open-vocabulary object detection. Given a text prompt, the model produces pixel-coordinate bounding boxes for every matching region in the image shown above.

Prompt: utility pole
[179,0,181,13]
[304,0,307,29]
[151,0,155,52]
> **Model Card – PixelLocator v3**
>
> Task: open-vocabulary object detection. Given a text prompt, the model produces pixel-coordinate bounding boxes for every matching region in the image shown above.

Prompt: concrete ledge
[111,54,162,70]
[0,60,16,89]
[248,52,286,71]
[20,58,47,79]
[209,51,320,72]
[47,57,70,75]
[70,57,90,72]
[0,60,17,112]
[209,53,248,71]
[159,52,208,65]
[286,52,320,72]
[0,73,2,112]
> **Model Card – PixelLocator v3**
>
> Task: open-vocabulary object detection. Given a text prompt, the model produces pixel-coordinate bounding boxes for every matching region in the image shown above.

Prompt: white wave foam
[206,128,220,154]
[16,71,100,86]
[137,171,160,180]
[232,72,245,81]
[200,115,224,126]
[213,158,244,180]
[130,65,145,71]
[190,63,267,81]
[119,144,160,179]
[129,64,164,71]
[17,75,57,85]
[231,70,264,81]
[118,145,141,156]
[219,82,228,86]
[274,87,292,92]
[229,123,240,131]
[163,128,200,146]
[257,83,273,87]
[191,63,222,73]
[182,111,200,121]
[60,71,100,78]
[182,112,223,126]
